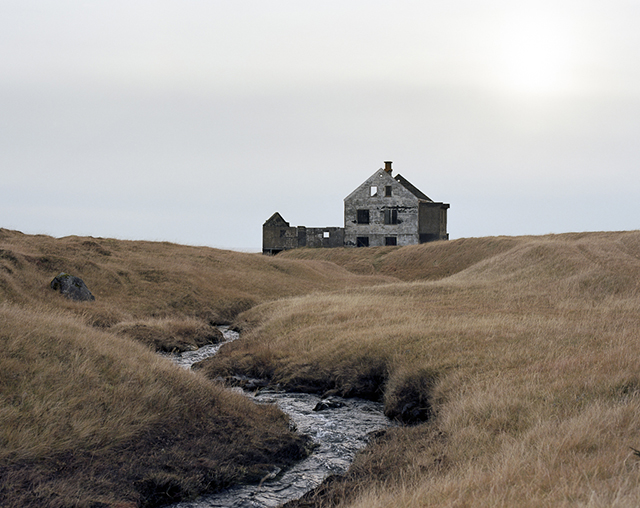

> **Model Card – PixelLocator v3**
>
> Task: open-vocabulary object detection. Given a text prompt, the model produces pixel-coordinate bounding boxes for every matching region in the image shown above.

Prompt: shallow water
[161,326,240,369]
[164,327,392,508]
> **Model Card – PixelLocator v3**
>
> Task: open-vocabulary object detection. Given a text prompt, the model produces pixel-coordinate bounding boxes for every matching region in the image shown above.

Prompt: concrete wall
[262,225,299,255]
[263,225,344,254]
[418,202,450,242]
[301,227,344,248]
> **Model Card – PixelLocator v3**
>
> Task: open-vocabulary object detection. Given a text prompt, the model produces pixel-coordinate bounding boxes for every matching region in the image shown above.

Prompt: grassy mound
[279,235,520,280]
[0,228,393,351]
[5,227,640,506]
[200,231,640,506]
[0,229,394,507]
[0,303,310,507]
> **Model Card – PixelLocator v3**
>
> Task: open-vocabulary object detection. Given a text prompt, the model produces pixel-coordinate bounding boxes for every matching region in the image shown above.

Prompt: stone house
[263,161,448,254]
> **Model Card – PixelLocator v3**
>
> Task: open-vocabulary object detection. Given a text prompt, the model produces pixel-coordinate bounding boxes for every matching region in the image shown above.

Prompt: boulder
[50,272,95,301]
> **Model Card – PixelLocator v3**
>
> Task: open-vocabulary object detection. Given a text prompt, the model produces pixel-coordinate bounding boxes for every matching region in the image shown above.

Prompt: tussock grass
[0,228,392,349]
[203,231,640,507]
[0,303,310,507]
[111,317,224,352]
[0,228,394,507]
[5,227,640,506]
[280,236,520,280]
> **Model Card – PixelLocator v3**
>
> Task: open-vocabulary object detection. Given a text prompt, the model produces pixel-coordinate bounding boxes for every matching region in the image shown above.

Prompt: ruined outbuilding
[262,213,344,255]
[263,161,449,255]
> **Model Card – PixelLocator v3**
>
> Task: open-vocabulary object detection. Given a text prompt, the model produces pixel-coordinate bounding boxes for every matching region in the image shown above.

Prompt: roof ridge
[394,173,433,201]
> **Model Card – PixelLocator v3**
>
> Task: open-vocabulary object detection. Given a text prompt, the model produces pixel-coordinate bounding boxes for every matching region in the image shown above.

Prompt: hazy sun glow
[496,14,576,95]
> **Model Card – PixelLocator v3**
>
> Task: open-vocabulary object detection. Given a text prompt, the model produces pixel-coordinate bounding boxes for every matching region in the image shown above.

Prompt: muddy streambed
[164,327,393,508]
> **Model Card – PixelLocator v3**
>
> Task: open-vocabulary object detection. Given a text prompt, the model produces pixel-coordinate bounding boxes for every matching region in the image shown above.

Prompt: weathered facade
[263,161,448,254]
[344,162,449,247]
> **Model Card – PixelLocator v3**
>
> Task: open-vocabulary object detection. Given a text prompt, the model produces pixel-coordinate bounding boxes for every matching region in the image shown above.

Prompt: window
[357,209,370,224]
[385,237,397,246]
[356,237,369,247]
[384,209,398,224]
[385,186,392,197]
[370,186,378,197]
[323,231,330,238]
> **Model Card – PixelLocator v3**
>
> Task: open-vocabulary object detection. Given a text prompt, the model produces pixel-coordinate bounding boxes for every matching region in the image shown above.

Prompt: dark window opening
[280,229,286,237]
[385,237,397,246]
[384,209,398,224]
[385,186,392,197]
[356,237,369,247]
[357,209,370,224]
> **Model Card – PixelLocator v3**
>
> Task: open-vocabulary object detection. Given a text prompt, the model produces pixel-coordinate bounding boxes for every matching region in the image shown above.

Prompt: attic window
[370,186,378,197]
[385,186,392,197]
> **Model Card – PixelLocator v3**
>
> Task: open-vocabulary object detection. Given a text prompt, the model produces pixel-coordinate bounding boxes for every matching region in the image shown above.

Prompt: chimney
[384,161,392,174]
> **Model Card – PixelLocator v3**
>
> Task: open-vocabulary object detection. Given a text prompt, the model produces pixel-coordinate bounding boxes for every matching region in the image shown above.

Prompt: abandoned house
[263,161,449,255]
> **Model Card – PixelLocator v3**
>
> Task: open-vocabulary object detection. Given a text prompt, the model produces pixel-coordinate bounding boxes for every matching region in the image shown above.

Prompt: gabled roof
[263,212,289,227]
[343,168,397,202]
[342,167,439,203]
[394,174,433,202]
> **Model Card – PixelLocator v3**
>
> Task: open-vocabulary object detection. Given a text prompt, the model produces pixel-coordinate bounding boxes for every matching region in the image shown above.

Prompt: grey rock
[313,398,346,411]
[50,272,95,301]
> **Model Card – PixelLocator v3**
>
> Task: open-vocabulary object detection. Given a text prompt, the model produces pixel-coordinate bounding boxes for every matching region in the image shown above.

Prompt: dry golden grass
[0,228,393,349]
[0,302,311,507]
[0,228,395,507]
[279,235,520,280]
[5,227,640,506]
[111,317,224,352]
[202,231,640,507]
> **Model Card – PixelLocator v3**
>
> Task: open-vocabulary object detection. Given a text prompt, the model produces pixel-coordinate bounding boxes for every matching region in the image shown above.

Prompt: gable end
[263,212,290,227]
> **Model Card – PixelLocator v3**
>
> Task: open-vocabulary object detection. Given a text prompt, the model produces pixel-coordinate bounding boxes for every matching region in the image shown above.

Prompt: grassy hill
[200,231,640,507]
[3,228,640,507]
[0,228,392,328]
[0,229,392,507]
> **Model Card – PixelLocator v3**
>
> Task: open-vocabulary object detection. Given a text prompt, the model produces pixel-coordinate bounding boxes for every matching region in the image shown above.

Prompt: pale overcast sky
[2,1,639,251]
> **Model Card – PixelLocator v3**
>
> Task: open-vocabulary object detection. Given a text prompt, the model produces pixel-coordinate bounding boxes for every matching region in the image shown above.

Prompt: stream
[164,327,393,508]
